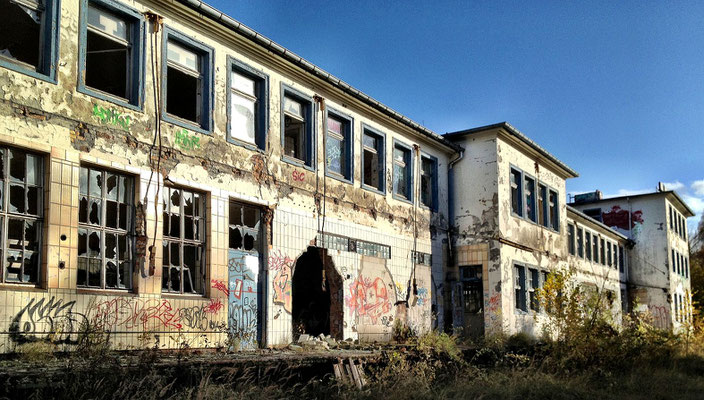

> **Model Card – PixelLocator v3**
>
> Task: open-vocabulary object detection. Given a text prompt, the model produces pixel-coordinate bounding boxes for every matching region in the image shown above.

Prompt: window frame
[360,124,386,195]
[0,0,61,83]
[548,188,559,232]
[161,26,214,135]
[0,146,45,285]
[576,226,584,258]
[391,138,414,204]
[514,263,527,313]
[419,152,439,212]
[324,107,354,183]
[567,223,575,256]
[510,166,523,217]
[77,165,135,290]
[280,83,315,170]
[585,230,592,261]
[227,57,268,151]
[161,185,207,295]
[523,173,537,223]
[77,0,145,110]
[600,237,606,265]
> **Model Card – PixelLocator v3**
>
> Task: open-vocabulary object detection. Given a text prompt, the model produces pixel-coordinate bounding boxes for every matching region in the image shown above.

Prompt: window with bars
[0,147,43,284]
[77,166,134,289]
[161,186,206,295]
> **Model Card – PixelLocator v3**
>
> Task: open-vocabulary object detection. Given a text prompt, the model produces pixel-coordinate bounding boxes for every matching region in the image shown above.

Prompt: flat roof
[570,190,695,217]
[445,122,579,178]
[173,0,462,153]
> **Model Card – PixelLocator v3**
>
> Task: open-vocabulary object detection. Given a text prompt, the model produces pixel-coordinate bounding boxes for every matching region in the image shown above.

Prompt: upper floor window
[576,227,584,258]
[514,263,527,312]
[619,245,625,273]
[669,205,674,230]
[600,238,605,265]
[0,0,59,82]
[607,241,612,267]
[78,166,134,289]
[281,86,314,168]
[672,249,676,273]
[538,184,547,226]
[528,267,540,311]
[392,141,413,202]
[548,189,559,231]
[229,59,268,149]
[585,232,592,261]
[78,0,144,108]
[162,186,206,295]
[163,28,213,132]
[420,154,438,210]
[362,126,385,193]
[510,168,523,216]
[0,147,43,284]
[567,224,575,255]
[325,110,353,181]
[524,175,536,222]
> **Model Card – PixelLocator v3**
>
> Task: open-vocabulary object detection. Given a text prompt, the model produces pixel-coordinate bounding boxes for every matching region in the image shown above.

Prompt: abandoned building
[0,0,694,352]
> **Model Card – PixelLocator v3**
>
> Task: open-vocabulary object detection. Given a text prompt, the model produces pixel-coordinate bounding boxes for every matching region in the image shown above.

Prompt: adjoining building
[571,186,695,330]
[0,0,694,352]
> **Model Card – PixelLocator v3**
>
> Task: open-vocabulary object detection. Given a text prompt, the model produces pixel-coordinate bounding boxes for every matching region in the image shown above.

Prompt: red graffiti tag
[211,279,229,296]
[204,298,224,314]
[602,206,644,230]
[292,170,305,182]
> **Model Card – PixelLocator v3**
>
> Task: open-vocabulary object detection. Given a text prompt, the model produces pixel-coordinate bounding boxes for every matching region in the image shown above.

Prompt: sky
[207,0,704,234]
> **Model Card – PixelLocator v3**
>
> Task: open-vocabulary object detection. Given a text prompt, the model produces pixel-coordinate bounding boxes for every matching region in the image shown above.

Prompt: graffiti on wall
[602,206,644,237]
[268,250,293,313]
[92,103,131,131]
[228,251,259,347]
[647,305,670,330]
[346,276,392,325]
[8,296,227,344]
[212,280,230,297]
[174,129,201,151]
[292,170,305,182]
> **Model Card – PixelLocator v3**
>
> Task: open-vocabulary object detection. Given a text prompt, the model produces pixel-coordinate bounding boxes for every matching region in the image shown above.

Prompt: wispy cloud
[692,179,704,196]
[663,181,686,192]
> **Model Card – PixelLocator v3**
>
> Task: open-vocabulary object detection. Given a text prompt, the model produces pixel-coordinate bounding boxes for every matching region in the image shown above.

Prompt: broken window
[548,189,559,231]
[228,201,261,252]
[567,224,575,256]
[524,175,536,222]
[420,155,437,210]
[538,184,547,226]
[164,30,213,131]
[577,227,584,258]
[607,241,612,267]
[592,233,599,262]
[514,264,527,312]
[281,86,313,167]
[362,128,384,192]
[600,238,606,265]
[0,0,58,79]
[162,186,205,295]
[77,166,134,289]
[229,62,267,148]
[80,1,143,105]
[392,141,412,201]
[325,111,352,180]
[460,265,482,313]
[510,168,522,216]
[0,146,43,284]
[528,267,540,311]
[583,207,602,223]
[672,249,676,273]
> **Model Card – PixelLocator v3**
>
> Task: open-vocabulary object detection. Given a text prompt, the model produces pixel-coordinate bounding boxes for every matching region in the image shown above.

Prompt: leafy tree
[691,216,704,321]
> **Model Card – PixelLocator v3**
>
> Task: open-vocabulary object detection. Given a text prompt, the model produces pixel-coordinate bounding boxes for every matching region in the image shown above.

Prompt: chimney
[657,182,666,192]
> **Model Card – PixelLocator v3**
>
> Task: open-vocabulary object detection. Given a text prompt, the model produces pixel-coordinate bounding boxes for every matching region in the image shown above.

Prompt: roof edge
[567,205,629,241]
[172,0,462,153]
[569,190,695,217]
[445,122,579,178]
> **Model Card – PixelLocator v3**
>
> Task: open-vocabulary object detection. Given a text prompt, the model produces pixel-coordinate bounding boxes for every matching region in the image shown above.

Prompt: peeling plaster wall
[0,0,452,351]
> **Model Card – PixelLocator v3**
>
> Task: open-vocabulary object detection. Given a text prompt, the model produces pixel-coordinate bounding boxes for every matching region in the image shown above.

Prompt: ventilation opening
[292,247,343,340]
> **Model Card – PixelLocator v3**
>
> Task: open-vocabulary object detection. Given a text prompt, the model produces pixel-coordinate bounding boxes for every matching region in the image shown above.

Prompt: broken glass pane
[5,250,22,282]
[9,184,24,213]
[194,219,202,240]
[183,244,196,293]
[105,260,117,288]
[243,207,258,228]
[26,154,41,186]
[78,228,87,256]
[77,258,88,286]
[105,232,116,260]
[183,191,193,215]
[106,200,118,228]
[169,214,180,238]
[170,242,180,268]
[170,189,180,214]
[119,203,128,230]
[88,231,101,257]
[89,199,101,225]
[79,196,88,223]
[184,216,194,240]
[90,169,102,197]
[88,259,101,287]
[119,261,130,288]
[8,218,23,249]
[119,175,131,204]
[166,64,200,123]
[229,202,241,226]
[24,220,39,251]
[230,227,242,249]
[244,233,254,250]
[117,234,128,260]
[106,173,118,200]
[162,210,169,236]
[80,167,88,195]
[27,186,40,215]
[194,193,202,216]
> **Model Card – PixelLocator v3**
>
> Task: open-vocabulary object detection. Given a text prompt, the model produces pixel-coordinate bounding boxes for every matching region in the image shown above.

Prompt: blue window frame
[510,167,523,216]
[392,140,413,203]
[281,84,315,169]
[420,153,438,211]
[77,0,145,110]
[162,27,214,134]
[227,57,268,151]
[524,173,536,222]
[361,124,385,194]
[0,0,60,83]
[548,188,559,231]
[325,108,353,182]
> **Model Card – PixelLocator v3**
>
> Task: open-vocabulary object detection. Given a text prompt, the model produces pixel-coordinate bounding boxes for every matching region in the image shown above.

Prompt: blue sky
[208,0,704,233]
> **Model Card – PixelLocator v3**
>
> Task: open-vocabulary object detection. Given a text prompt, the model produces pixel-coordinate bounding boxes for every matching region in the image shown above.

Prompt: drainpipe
[445,149,464,332]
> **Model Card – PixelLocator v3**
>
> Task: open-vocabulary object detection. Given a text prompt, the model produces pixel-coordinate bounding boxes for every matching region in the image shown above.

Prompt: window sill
[325,170,353,185]
[392,193,414,205]
[161,292,207,300]
[0,283,45,293]
[226,136,265,154]
[163,114,211,136]
[76,288,137,297]
[78,85,143,113]
[361,183,385,196]
[0,58,57,84]
[281,155,315,172]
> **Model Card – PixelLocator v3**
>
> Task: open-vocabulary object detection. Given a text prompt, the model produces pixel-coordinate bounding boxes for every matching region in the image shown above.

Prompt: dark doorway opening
[292,247,343,340]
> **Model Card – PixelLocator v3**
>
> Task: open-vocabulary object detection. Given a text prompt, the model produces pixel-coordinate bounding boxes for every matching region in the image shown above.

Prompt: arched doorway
[291,247,343,340]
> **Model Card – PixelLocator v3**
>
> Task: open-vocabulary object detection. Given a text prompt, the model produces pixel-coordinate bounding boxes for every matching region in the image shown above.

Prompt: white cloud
[682,194,704,215]
[692,179,704,196]
[663,180,685,192]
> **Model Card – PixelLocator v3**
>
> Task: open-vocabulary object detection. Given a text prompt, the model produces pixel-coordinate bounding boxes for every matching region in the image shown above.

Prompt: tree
[690,216,704,321]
